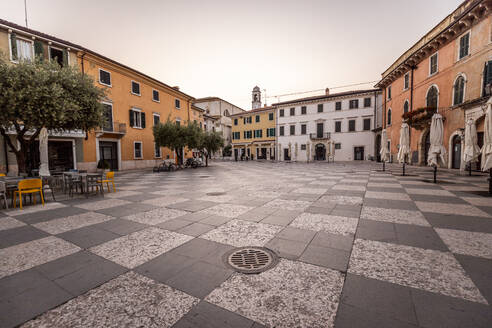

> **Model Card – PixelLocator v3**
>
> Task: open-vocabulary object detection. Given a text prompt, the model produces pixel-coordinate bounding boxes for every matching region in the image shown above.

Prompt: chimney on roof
[325,88,330,95]
[172,86,180,91]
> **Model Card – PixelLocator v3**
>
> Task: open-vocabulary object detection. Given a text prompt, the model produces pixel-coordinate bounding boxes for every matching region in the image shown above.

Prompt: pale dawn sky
[1,0,463,109]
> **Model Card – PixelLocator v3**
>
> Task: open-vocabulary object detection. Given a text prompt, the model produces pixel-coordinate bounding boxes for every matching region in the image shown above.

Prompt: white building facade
[275,89,382,162]
[193,97,245,146]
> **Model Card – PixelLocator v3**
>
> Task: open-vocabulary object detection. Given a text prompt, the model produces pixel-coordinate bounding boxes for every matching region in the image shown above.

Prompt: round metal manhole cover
[223,247,279,274]
[206,192,226,196]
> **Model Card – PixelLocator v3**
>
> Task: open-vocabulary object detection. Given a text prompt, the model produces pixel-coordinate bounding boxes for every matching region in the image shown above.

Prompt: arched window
[223,109,230,117]
[403,100,409,114]
[426,85,439,108]
[453,75,465,105]
[387,108,392,125]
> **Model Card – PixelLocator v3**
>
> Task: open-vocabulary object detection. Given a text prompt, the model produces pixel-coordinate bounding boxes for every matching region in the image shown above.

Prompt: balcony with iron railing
[310,132,330,140]
[96,121,127,137]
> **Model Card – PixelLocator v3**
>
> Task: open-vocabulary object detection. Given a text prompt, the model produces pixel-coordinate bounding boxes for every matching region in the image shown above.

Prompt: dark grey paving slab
[363,198,418,211]
[177,223,216,237]
[165,261,232,299]
[135,252,197,283]
[172,301,262,328]
[170,238,234,269]
[57,225,120,248]
[340,274,418,325]
[96,203,157,217]
[411,288,492,328]
[0,269,72,328]
[35,251,127,296]
[14,206,88,224]
[157,218,194,231]
[310,231,353,251]
[167,200,216,212]
[408,194,467,204]
[423,212,492,233]
[277,226,316,243]
[355,219,398,243]
[0,225,49,248]
[260,214,295,226]
[394,224,448,251]
[455,254,492,305]
[334,303,419,328]
[265,237,308,260]
[178,211,214,222]
[118,192,164,202]
[92,218,148,236]
[299,244,350,272]
[305,206,333,215]
[199,215,232,226]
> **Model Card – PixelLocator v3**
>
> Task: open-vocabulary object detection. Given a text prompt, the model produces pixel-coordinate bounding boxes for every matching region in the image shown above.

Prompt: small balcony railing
[98,122,126,135]
[310,132,330,140]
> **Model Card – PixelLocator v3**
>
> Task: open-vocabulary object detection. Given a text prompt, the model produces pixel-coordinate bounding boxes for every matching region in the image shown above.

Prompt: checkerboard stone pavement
[1,161,492,327]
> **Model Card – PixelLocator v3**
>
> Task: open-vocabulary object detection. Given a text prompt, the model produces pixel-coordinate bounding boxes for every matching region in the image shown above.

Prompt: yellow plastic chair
[98,171,116,193]
[0,173,5,177]
[13,179,44,209]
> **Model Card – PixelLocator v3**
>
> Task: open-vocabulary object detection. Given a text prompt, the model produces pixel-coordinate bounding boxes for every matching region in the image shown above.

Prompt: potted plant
[97,159,110,172]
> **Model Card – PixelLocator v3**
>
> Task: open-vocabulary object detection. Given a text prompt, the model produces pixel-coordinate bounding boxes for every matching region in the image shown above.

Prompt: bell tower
[252,86,261,109]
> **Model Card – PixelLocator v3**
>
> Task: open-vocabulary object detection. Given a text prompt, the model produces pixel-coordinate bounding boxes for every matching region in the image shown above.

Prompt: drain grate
[223,247,278,274]
[206,192,226,196]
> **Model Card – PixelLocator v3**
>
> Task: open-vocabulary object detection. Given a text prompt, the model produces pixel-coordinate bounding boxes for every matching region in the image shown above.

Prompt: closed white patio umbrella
[397,123,410,175]
[462,118,480,175]
[427,113,446,183]
[39,127,50,177]
[481,98,492,193]
[380,129,390,171]
[294,142,298,161]
[306,141,310,162]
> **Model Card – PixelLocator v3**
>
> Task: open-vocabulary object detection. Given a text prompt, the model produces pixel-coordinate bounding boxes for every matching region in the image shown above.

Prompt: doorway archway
[451,135,462,169]
[315,143,326,161]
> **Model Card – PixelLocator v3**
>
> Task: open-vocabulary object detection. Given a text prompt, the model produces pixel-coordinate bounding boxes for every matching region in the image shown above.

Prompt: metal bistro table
[62,172,104,196]
[0,177,30,207]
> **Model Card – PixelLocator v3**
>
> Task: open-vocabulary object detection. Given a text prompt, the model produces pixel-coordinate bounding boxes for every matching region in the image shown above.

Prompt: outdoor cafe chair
[13,179,44,210]
[65,174,83,197]
[41,176,56,202]
[86,174,104,197]
[97,171,116,192]
[0,173,5,177]
[0,181,8,209]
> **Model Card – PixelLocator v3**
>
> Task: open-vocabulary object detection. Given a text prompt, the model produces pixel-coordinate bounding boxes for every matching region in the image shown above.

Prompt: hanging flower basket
[402,107,438,130]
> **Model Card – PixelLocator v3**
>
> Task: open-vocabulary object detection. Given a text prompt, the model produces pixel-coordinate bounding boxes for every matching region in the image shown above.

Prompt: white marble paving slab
[201,219,282,247]
[348,239,487,304]
[142,196,189,207]
[404,188,455,196]
[198,194,237,203]
[206,259,344,328]
[292,187,328,195]
[118,185,148,191]
[360,207,430,226]
[33,212,113,234]
[263,199,312,211]
[8,202,67,216]
[123,208,188,225]
[74,199,132,211]
[0,216,26,231]
[318,195,363,205]
[366,182,402,188]
[415,202,490,217]
[290,213,358,235]
[22,271,198,328]
[0,236,80,278]
[201,204,255,218]
[461,197,492,207]
[332,184,366,191]
[104,190,141,199]
[436,228,492,259]
[90,227,192,268]
[364,191,411,201]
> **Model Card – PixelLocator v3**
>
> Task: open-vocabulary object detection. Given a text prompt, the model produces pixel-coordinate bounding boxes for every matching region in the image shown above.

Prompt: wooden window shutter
[129,110,134,127]
[62,49,68,66]
[34,41,44,60]
[10,33,17,60]
[141,112,146,128]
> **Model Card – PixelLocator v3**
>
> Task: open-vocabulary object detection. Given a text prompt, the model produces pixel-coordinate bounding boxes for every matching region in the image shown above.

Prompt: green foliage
[97,159,110,169]
[153,119,224,166]
[0,56,106,173]
[10,33,17,61]
[34,41,44,60]
[223,144,232,157]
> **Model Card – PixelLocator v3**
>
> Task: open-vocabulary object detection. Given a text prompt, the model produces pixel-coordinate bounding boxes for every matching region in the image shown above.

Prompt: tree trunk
[15,150,28,174]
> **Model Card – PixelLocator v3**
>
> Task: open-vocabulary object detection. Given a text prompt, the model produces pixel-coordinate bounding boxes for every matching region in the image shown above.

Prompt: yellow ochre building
[230,106,276,160]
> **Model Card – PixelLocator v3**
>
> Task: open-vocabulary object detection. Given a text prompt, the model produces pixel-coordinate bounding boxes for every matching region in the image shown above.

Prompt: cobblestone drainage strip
[206,192,226,196]
[223,247,279,274]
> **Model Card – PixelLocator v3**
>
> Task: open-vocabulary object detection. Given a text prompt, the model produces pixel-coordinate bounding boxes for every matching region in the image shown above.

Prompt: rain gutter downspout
[409,66,415,163]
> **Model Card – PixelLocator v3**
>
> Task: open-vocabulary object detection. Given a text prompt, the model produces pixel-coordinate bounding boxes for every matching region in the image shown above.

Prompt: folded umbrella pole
[481,98,492,194]
[463,118,480,176]
[380,129,390,172]
[427,114,447,183]
[397,123,410,176]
